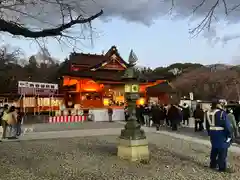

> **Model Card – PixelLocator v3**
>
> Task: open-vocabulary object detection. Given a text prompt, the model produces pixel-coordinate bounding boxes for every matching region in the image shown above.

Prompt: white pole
[34,94,36,116]
[52,95,54,114]
[23,94,26,115]
[49,94,51,117]
[38,94,40,115]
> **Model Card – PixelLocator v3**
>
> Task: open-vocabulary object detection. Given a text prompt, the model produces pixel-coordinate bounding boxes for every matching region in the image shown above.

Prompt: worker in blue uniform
[206,101,232,172]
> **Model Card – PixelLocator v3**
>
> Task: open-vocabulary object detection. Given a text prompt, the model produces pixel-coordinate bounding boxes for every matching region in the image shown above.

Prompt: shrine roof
[58,61,172,84]
[69,53,108,67]
[69,46,128,68]
[62,71,169,84]
[146,81,176,94]
[64,70,126,81]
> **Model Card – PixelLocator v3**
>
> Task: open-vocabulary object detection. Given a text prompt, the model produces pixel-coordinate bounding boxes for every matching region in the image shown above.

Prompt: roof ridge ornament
[122,49,139,80]
[128,49,138,67]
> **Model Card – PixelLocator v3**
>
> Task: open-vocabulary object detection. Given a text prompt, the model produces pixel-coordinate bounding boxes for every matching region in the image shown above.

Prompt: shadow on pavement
[23,115,49,124]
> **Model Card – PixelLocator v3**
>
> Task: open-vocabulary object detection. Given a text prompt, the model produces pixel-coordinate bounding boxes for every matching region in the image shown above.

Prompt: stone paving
[1,121,240,179]
[1,134,240,180]
[117,120,240,145]
[156,124,240,145]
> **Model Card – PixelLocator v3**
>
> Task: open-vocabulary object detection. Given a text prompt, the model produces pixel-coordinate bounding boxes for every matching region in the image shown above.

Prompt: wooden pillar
[34,96,37,115]
[49,95,52,116]
[79,79,82,106]
[101,90,104,107]
[64,92,68,108]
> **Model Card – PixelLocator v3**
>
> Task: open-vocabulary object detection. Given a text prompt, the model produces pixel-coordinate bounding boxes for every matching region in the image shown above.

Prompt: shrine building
[59,46,172,109]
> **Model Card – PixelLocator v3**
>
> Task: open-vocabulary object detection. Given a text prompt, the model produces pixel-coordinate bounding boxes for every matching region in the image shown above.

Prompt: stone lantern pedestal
[117,59,149,162]
[117,138,149,161]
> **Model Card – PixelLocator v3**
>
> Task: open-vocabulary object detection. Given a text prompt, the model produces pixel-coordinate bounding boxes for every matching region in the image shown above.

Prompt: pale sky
[2,0,240,68]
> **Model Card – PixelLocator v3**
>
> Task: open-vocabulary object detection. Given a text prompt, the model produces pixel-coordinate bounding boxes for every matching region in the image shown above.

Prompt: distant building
[207,64,231,72]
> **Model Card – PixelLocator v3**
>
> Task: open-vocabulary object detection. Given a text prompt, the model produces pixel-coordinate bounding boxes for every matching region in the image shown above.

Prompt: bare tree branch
[192,0,207,13]
[222,0,228,15]
[168,0,175,14]
[229,3,240,13]
[189,0,219,37]
[171,0,240,37]
[0,9,103,38]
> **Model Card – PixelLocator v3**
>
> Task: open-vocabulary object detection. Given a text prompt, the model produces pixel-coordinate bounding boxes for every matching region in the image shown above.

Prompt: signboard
[18,81,58,95]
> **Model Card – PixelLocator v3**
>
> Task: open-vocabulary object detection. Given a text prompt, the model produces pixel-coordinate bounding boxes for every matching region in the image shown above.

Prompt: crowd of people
[124,102,239,142]
[124,103,192,131]
[0,104,23,141]
[125,104,190,131]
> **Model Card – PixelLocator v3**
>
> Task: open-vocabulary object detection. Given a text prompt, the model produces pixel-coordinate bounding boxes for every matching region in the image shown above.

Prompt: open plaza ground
[1,123,240,180]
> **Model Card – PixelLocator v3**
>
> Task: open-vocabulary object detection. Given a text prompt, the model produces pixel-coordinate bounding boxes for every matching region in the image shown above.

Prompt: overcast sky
[2,0,240,67]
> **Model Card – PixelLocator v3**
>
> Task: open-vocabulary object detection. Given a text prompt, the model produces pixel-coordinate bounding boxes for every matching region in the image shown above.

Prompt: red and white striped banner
[49,116,87,123]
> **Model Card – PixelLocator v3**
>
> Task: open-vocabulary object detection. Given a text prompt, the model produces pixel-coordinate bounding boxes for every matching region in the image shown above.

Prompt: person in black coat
[151,104,159,130]
[164,104,170,126]
[193,104,204,132]
[159,105,166,126]
[143,104,151,127]
[124,106,129,121]
[167,104,181,131]
[108,107,113,122]
[182,103,190,126]
[138,105,145,125]
[136,105,141,124]
[16,108,23,136]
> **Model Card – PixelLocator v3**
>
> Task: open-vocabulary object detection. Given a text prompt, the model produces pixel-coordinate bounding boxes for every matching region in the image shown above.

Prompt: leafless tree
[172,66,240,100]
[0,44,23,64]
[190,0,235,36]
[0,0,103,46]
[170,0,240,36]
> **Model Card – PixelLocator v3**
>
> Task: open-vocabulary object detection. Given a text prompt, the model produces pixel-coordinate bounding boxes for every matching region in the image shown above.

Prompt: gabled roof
[58,61,169,83]
[63,70,126,81]
[68,46,128,69]
[105,46,123,59]
[90,46,128,70]
[146,81,175,94]
[139,73,174,82]
[69,53,108,67]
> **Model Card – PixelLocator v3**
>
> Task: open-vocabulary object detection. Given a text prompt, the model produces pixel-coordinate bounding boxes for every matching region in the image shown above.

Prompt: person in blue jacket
[206,100,232,172]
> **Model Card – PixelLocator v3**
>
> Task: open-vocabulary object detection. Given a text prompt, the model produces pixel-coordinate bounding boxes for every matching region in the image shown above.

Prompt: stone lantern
[117,52,149,162]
